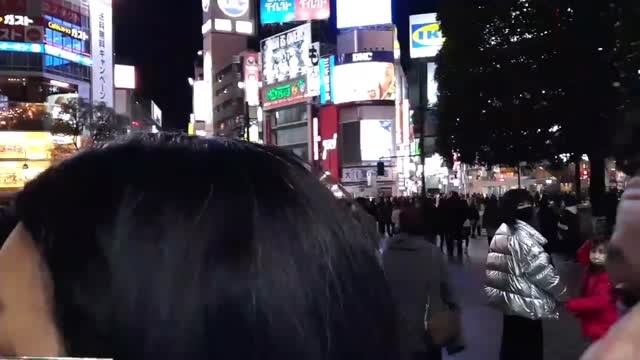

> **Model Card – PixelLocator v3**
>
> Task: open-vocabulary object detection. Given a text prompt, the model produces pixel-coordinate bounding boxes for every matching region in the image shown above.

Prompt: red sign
[314,106,340,178]
[43,0,82,25]
[0,25,43,42]
[0,0,26,12]
[296,0,330,21]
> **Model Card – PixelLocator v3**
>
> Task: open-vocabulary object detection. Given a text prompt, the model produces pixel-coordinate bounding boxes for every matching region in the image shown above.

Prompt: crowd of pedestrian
[0,134,637,360]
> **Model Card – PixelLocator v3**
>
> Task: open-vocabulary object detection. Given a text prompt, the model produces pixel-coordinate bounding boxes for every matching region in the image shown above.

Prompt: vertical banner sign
[243,52,260,106]
[90,0,113,108]
[319,55,334,104]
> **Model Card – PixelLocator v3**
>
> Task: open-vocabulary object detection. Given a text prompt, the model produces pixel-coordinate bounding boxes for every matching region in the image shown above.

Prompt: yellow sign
[0,132,53,160]
[47,21,89,41]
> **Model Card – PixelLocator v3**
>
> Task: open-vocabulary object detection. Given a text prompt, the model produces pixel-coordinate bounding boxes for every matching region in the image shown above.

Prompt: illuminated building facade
[0,0,114,190]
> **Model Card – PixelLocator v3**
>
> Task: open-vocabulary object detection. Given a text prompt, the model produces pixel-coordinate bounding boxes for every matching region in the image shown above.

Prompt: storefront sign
[319,55,334,104]
[90,0,114,107]
[261,0,330,25]
[342,167,392,183]
[0,25,43,42]
[263,79,307,109]
[261,23,312,86]
[203,0,255,35]
[47,21,88,40]
[0,14,33,26]
[337,51,395,65]
[410,13,444,59]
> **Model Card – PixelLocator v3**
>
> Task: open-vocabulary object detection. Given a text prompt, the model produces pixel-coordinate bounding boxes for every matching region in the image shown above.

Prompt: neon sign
[0,41,92,66]
[0,41,42,53]
[0,15,34,26]
[47,22,89,41]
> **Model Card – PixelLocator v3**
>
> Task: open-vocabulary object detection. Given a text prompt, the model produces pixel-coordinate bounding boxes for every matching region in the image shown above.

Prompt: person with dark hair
[558,194,581,258]
[566,237,618,343]
[383,208,464,360]
[483,195,500,247]
[485,189,567,360]
[538,195,560,253]
[0,134,402,360]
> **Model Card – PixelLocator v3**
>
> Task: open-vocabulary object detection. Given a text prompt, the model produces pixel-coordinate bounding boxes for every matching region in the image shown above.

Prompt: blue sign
[0,41,42,54]
[44,45,93,66]
[0,41,92,66]
[217,0,249,18]
[319,55,335,105]
[261,0,295,24]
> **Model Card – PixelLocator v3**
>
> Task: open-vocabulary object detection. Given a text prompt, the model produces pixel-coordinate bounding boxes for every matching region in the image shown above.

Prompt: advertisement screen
[360,119,392,161]
[261,0,330,25]
[333,62,396,104]
[114,64,136,89]
[337,0,391,29]
[319,55,334,104]
[151,101,162,127]
[261,23,312,86]
[202,0,255,35]
[410,13,444,59]
[193,80,212,122]
[90,0,114,107]
[427,62,438,106]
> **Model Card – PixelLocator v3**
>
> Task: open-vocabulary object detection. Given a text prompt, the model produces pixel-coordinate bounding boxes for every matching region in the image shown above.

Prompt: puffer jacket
[485,220,567,320]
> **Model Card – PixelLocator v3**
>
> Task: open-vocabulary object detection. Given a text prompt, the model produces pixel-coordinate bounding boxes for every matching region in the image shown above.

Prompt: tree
[50,99,127,148]
[436,0,626,212]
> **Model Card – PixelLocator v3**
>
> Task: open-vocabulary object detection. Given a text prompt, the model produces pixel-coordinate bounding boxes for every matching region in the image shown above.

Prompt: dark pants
[500,315,543,360]
[412,334,442,360]
[446,229,464,257]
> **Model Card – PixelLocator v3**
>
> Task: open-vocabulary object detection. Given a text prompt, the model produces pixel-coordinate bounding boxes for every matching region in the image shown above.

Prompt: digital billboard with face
[336,0,391,29]
[261,0,330,25]
[333,61,396,104]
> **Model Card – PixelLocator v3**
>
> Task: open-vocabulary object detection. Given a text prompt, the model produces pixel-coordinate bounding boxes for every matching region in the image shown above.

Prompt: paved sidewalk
[442,236,590,360]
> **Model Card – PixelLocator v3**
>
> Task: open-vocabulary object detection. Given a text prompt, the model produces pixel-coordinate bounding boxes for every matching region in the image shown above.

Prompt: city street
[444,236,590,360]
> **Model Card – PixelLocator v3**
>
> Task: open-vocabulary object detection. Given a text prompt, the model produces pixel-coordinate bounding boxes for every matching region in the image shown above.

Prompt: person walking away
[566,237,618,343]
[437,194,449,252]
[538,195,560,254]
[469,200,481,239]
[376,197,387,236]
[485,189,567,360]
[483,195,500,247]
[383,208,465,360]
[558,195,581,259]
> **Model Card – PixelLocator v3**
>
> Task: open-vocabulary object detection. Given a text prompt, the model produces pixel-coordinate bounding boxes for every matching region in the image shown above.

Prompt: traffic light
[377,161,385,176]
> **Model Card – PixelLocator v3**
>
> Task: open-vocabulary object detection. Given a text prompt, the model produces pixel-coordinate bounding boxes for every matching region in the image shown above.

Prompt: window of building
[273,125,308,146]
[271,106,307,127]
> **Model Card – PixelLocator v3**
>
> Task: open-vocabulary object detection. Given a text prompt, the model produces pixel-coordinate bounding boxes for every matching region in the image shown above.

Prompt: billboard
[243,52,260,106]
[202,0,255,35]
[261,0,330,25]
[193,80,212,122]
[360,120,392,161]
[336,0,391,29]
[333,52,395,104]
[114,64,136,89]
[261,23,312,86]
[0,14,43,43]
[90,0,114,108]
[410,13,444,59]
[262,78,308,110]
[427,62,438,106]
[151,101,162,127]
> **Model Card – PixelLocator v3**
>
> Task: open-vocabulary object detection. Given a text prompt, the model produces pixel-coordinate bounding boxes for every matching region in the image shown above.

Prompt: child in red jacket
[566,237,619,342]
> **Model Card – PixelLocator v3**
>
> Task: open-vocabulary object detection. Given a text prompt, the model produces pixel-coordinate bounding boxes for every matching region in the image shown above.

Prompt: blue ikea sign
[411,22,443,49]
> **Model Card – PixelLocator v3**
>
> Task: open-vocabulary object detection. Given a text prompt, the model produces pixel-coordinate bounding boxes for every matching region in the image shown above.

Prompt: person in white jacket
[485,189,567,360]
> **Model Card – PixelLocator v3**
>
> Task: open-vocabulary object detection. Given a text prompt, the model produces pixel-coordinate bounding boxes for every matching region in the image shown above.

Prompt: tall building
[0,0,114,190]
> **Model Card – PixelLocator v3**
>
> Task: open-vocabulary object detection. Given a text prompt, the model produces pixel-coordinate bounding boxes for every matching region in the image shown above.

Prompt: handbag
[424,296,462,347]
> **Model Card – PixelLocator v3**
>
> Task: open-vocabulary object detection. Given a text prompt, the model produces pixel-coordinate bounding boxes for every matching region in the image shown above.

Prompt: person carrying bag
[383,208,465,360]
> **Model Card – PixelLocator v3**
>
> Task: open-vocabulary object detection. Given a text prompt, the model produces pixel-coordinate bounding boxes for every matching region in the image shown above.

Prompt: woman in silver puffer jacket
[485,189,567,360]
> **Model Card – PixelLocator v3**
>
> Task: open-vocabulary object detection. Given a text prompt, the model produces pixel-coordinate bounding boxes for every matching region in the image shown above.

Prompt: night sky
[113,0,438,130]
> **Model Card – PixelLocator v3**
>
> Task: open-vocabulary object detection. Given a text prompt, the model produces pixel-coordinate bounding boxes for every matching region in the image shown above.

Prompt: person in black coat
[483,195,500,246]
[558,195,581,258]
[383,208,464,360]
[537,195,559,253]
